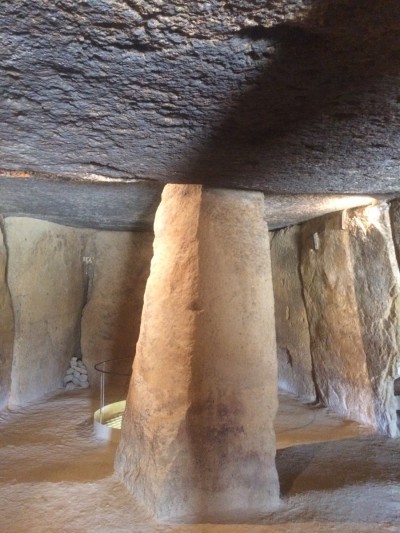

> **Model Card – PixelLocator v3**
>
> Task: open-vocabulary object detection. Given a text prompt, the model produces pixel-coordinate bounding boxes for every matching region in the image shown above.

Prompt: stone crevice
[76,241,95,361]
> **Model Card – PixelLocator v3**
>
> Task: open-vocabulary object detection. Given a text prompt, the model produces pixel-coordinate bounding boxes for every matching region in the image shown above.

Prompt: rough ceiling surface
[1,0,400,194]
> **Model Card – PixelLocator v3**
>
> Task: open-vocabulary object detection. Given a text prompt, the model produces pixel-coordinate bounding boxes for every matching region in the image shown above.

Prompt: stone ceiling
[0,1,399,228]
[0,174,389,231]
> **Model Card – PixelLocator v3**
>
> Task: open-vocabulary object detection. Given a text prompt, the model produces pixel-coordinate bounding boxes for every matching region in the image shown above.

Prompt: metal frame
[94,358,133,424]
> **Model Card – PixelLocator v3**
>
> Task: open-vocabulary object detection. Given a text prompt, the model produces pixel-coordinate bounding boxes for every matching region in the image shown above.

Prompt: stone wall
[81,231,153,388]
[391,199,400,265]
[0,216,153,407]
[270,226,315,401]
[347,205,400,435]
[0,220,14,410]
[2,201,400,439]
[301,206,400,435]
[6,218,85,405]
[271,202,400,436]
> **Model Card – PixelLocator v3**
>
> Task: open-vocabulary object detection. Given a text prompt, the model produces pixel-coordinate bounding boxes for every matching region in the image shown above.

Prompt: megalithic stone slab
[391,199,400,265]
[300,204,400,436]
[0,221,14,410]
[5,217,85,405]
[270,225,316,401]
[115,184,279,522]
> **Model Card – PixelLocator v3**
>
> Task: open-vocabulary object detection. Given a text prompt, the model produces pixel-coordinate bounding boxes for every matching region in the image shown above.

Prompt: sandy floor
[1,388,400,533]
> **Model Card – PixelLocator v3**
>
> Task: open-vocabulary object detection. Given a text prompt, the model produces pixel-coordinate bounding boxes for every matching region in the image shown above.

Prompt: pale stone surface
[6,217,85,405]
[63,356,89,390]
[270,226,315,401]
[116,184,279,522]
[0,221,14,410]
[300,205,400,436]
[80,231,153,387]
[0,215,153,406]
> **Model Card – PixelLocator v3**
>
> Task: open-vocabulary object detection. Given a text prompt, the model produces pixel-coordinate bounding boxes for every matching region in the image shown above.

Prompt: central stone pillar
[115,184,279,522]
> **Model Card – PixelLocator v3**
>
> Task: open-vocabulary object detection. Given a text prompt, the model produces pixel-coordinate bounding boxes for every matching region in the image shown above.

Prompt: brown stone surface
[300,205,400,436]
[81,231,153,387]
[116,185,279,522]
[0,221,14,410]
[6,217,85,405]
[270,226,315,401]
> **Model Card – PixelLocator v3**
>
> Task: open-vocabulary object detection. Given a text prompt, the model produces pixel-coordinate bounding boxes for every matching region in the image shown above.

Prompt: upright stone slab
[391,199,400,265]
[347,204,400,436]
[115,184,279,522]
[300,204,400,436]
[80,230,153,387]
[0,221,14,410]
[6,217,85,405]
[270,226,315,401]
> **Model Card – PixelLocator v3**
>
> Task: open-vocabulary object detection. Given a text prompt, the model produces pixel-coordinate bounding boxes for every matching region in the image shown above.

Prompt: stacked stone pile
[63,357,89,390]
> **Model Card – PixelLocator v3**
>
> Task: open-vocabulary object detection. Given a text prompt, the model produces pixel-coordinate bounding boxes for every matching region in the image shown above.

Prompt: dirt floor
[1,388,400,533]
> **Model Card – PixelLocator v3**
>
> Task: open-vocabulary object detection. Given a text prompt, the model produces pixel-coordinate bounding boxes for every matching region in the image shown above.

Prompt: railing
[94,358,133,424]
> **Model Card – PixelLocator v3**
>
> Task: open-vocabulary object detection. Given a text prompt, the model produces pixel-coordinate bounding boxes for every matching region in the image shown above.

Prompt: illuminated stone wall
[0,217,153,407]
[302,205,400,435]
[271,202,400,436]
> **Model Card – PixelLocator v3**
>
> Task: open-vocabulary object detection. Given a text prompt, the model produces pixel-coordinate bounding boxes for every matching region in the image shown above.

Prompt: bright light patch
[364,203,387,224]
[318,195,378,212]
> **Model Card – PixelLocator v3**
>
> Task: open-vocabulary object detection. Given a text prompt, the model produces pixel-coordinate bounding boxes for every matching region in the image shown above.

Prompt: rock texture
[0,176,162,231]
[81,230,153,387]
[63,356,89,390]
[0,220,14,410]
[116,185,279,522]
[270,226,315,401]
[346,205,400,436]
[300,205,400,436]
[1,1,400,194]
[1,174,389,232]
[390,199,400,267]
[6,218,85,405]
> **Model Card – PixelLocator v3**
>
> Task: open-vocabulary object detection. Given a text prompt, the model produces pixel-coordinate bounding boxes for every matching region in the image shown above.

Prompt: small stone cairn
[64,357,89,390]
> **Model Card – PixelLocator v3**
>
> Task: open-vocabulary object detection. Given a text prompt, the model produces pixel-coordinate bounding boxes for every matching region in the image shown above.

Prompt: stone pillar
[115,184,279,522]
